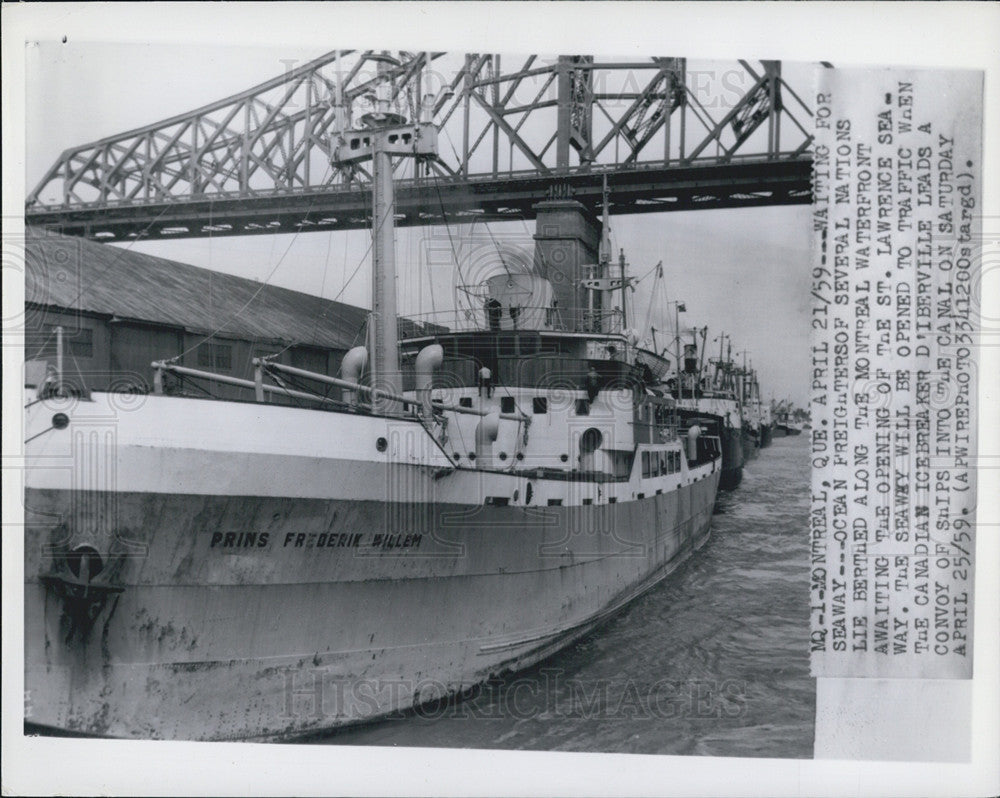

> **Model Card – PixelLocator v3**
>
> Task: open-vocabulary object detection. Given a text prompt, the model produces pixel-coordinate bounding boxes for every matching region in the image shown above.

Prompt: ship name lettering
[210,531,270,548]
[283,532,363,548]
[371,533,423,549]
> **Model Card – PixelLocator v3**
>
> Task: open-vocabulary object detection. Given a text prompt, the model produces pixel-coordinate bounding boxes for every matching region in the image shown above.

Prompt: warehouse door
[109,322,183,392]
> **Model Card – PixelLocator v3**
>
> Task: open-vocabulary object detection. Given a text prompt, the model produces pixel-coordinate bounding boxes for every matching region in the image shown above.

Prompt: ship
[734,353,760,462]
[671,333,745,490]
[23,56,722,741]
[772,400,804,437]
[757,379,773,449]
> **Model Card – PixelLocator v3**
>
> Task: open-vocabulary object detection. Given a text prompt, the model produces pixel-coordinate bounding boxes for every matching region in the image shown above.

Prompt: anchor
[41,532,125,640]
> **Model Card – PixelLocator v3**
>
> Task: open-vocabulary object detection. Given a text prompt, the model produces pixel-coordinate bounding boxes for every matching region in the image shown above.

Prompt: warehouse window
[42,324,93,358]
[197,342,233,371]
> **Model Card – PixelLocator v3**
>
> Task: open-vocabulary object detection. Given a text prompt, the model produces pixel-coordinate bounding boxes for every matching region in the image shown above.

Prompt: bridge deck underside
[26,159,811,242]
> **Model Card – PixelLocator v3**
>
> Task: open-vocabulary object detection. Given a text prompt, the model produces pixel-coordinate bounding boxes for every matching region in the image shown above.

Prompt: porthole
[468,452,477,461]
[516,452,525,461]
[51,413,69,430]
[499,452,508,461]
[376,437,388,452]
[560,454,569,462]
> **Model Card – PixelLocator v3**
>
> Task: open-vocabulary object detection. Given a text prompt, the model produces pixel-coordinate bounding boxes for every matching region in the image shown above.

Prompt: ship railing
[254,359,530,422]
[151,359,530,423]
[405,305,570,333]
[401,306,625,335]
[151,360,347,409]
[511,466,628,483]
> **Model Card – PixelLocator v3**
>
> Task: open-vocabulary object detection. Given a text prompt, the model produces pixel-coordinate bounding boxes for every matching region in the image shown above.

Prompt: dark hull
[760,423,773,448]
[678,408,743,491]
[742,427,759,462]
[720,425,745,490]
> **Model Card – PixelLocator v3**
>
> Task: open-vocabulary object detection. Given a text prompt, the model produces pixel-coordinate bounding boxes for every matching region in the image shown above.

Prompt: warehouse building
[22,227,437,402]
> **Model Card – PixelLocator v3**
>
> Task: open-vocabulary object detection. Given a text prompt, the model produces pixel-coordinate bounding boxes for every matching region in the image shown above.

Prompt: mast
[330,52,440,413]
[597,176,624,332]
[742,349,748,406]
[726,339,733,394]
[619,249,627,332]
[674,302,681,400]
[371,60,399,401]
[697,326,708,386]
[716,333,725,390]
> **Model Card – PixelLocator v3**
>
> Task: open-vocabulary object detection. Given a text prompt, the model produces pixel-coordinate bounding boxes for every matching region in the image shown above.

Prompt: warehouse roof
[25,227,438,349]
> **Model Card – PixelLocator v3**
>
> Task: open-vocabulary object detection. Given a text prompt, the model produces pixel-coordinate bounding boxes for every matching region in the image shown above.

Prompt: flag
[677,302,686,312]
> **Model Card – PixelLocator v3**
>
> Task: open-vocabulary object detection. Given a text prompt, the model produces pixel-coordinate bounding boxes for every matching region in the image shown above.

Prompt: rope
[175,161,338,362]
[431,177,469,325]
[482,220,513,281]
[27,325,57,361]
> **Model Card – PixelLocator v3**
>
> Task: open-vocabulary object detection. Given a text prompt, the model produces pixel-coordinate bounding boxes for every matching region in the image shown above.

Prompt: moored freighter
[23,60,721,741]
[674,335,745,490]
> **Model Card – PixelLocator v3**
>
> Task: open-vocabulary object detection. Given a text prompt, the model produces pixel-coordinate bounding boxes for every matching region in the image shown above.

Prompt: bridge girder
[26,51,815,241]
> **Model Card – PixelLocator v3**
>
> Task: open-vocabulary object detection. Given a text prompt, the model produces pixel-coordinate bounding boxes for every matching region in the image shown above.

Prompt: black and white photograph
[3,3,998,796]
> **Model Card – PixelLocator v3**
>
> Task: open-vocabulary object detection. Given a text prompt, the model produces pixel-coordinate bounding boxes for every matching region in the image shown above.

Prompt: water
[319,436,814,757]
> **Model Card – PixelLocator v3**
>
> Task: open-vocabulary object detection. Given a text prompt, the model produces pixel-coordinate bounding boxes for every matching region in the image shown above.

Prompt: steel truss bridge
[26,51,815,241]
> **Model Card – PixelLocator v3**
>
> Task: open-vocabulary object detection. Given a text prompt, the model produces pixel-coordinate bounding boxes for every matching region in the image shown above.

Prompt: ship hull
[24,392,720,741]
[718,425,744,490]
[676,405,743,491]
[760,423,773,448]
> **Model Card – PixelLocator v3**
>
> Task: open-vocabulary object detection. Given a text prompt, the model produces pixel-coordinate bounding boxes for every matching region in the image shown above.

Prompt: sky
[25,40,813,406]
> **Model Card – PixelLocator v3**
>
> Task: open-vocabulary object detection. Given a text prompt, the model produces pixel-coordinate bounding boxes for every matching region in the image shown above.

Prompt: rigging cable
[175,160,337,362]
[431,177,473,326]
